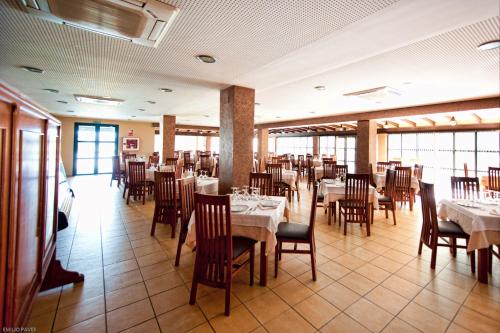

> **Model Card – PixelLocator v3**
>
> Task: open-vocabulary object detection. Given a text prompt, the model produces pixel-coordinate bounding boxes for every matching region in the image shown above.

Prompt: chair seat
[437,220,467,236]
[378,196,392,202]
[232,236,257,259]
[276,222,309,240]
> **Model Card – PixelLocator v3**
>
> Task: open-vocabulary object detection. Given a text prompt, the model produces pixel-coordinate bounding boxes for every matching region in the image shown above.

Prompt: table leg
[478,248,488,284]
[260,242,267,286]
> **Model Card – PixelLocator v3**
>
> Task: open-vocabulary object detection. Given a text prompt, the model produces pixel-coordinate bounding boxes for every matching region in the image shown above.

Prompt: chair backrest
[200,154,211,170]
[271,156,281,164]
[344,173,369,206]
[394,166,411,189]
[389,160,402,166]
[123,153,136,164]
[184,162,196,173]
[174,150,180,159]
[194,193,233,286]
[249,172,273,196]
[298,155,305,164]
[154,172,177,209]
[489,167,500,191]
[178,177,195,225]
[149,155,160,167]
[323,161,336,179]
[463,163,469,177]
[334,165,348,178]
[183,151,191,163]
[322,157,334,164]
[112,155,120,175]
[266,163,283,183]
[414,164,424,180]
[313,154,319,159]
[280,159,291,170]
[128,161,145,185]
[451,176,480,200]
[376,162,391,173]
[308,184,319,239]
[165,158,178,167]
[419,181,439,249]
[385,169,397,199]
[214,157,219,177]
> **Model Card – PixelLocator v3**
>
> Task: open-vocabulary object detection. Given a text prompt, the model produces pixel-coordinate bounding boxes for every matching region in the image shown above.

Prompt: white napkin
[489,208,500,216]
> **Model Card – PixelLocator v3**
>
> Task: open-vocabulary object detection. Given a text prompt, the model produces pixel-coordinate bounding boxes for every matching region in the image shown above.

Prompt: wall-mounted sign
[122,137,140,151]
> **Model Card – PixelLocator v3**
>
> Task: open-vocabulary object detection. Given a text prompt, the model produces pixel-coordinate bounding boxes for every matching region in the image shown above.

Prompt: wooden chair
[189,193,256,316]
[271,156,282,164]
[280,159,291,170]
[414,164,424,180]
[266,163,291,201]
[148,155,160,168]
[389,160,402,167]
[183,151,191,163]
[184,162,196,173]
[150,172,178,237]
[488,167,500,191]
[463,163,469,177]
[338,173,370,236]
[323,161,336,179]
[394,166,414,211]
[175,177,196,266]
[322,157,334,165]
[275,184,318,281]
[122,153,136,164]
[451,176,480,200]
[418,181,475,272]
[249,172,273,196]
[214,157,219,177]
[165,157,178,168]
[373,169,397,225]
[325,163,348,225]
[376,161,391,173]
[298,155,306,177]
[110,155,122,187]
[199,154,212,174]
[306,158,315,190]
[333,164,348,179]
[126,161,147,205]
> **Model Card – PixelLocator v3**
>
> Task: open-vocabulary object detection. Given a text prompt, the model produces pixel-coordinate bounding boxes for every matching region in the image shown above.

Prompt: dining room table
[438,197,500,283]
[144,168,219,194]
[185,195,290,286]
[319,179,379,225]
[281,169,298,190]
[373,171,420,192]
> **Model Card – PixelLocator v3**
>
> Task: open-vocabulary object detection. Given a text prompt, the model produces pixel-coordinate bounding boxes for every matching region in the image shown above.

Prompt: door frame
[73,122,119,175]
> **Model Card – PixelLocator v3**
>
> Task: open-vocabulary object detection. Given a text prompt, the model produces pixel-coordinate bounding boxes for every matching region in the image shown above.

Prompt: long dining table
[438,198,500,283]
[144,168,219,194]
[185,195,290,286]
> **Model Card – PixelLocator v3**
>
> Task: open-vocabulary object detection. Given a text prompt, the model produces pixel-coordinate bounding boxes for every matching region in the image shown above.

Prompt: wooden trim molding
[378,122,499,133]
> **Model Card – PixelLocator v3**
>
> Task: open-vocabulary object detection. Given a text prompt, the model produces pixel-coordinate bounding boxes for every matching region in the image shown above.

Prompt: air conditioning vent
[18,0,178,47]
[343,86,401,103]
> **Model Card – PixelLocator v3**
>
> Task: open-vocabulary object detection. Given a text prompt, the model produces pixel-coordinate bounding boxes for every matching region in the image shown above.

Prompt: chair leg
[224,281,231,316]
[278,242,282,261]
[333,202,336,224]
[310,242,317,281]
[126,187,131,205]
[142,186,146,205]
[430,246,437,269]
[123,183,127,198]
[174,230,186,267]
[150,206,159,236]
[274,243,279,278]
[189,274,198,305]
[385,207,388,219]
[391,206,396,225]
[451,238,457,257]
[249,246,255,286]
[488,245,492,274]
[366,212,370,237]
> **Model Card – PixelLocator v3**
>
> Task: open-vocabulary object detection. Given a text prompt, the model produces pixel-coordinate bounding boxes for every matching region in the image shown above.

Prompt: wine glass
[231,187,240,200]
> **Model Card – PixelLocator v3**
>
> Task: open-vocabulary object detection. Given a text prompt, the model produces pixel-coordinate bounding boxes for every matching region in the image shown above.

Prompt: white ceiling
[0,0,498,126]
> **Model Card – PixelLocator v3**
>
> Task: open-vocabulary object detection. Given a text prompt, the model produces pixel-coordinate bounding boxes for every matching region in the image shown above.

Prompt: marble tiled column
[205,136,211,152]
[161,115,176,160]
[356,119,377,173]
[313,136,319,156]
[219,86,255,194]
[256,128,268,171]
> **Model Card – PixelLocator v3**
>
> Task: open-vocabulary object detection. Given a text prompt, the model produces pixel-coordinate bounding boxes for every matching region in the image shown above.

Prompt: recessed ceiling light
[203,115,210,118]
[255,102,261,106]
[159,88,173,93]
[383,121,389,129]
[450,116,457,126]
[57,100,68,104]
[146,100,156,104]
[276,116,281,119]
[195,54,216,64]
[138,108,145,111]
[21,66,45,74]
[67,110,75,113]
[74,94,124,106]
[477,40,500,50]
[309,111,316,114]
[314,85,326,91]
[131,115,136,118]
[43,88,59,93]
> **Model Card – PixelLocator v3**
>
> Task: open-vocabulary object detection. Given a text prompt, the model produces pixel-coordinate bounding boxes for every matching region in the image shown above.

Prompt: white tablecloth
[438,199,500,251]
[282,169,298,190]
[144,172,219,195]
[315,167,324,180]
[319,180,379,209]
[373,172,419,192]
[185,196,289,254]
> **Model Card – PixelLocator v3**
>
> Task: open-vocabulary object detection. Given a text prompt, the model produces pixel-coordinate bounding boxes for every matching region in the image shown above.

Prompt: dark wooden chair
[199,154,212,174]
[183,151,191,163]
[189,193,256,316]
[175,177,196,266]
[389,160,402,167]
[271,156,282,164]
[151,172,178,237]
[249,172,273,196]
[122,153,136,164]
[414,164,424,180]
[266,163,291,201]
[110,155,122,187]
[376,161,391,173]
[280,159,291,170]
[451,176,480,200]
[148,155,160,168]
[214,156,219,177]
[418,181,475,272]
[165,157,178,169]
[298,155,305,177]
[338,173,370,236]
[306,158,315,190]
[184,162,196,174]
[323,161,336,179]
[126,161,147,205]
[275,184,318,281]
[121,154,136,197]
[394,166,414,211]
[322,157,334,165]
[488,167,500,191]
[373,169,397,225]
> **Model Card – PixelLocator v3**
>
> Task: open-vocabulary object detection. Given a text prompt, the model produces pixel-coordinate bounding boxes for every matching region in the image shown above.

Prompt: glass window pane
[77,142,95,158]
[98,142,116,158]
[455,132,475,151]
[78,125,96,141]
[477,131,500,152]
[212,137,220,154]
[436,133,453,151]
[99,126,116,141]
[346,136,356,148]
[76,159,95,174]
[388,134,401,150]
[98,158,113,173]
[455,151,475,173]
[402,133,417,149]
[477,152,500,172]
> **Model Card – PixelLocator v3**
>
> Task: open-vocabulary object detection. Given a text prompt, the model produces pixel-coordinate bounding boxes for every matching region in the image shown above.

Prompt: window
[154,133,161,153]
[175,135,206,152]
[268,137,276,153]
[276,136,313,156]
[319,136,335,156]
[319,135,357,171]
[211,137,220,154]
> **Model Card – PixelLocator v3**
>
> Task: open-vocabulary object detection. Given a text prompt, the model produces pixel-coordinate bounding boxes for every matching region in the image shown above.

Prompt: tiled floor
[28,175,500,333]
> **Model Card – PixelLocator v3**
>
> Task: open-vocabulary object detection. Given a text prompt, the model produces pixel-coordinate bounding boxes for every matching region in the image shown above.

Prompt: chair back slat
[394,166,411,190]
[194,193,232,287]
[249,172,273,196]
[266,163,283,183]
[308,184,318,238]
[154,172,177,209]
[344,173,369,205]
[179,177,195,226]
[271,157,281,164]
[128,161,145,185]
[451,176,480,200]
[489,167,500,191]
[385,169,397,198]
[112,155,121,175]
[376,162,391,173]
[184,151,191,163]
[414,164,424,180]
[280,159,291,170]
[149,155,160,167]
[418,181,439,249]
[323,161,336,179]
[200,154,211,171]
[389,160,402,167]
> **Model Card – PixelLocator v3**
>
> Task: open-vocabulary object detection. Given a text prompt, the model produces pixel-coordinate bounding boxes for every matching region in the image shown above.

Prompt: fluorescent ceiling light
[344,86,401,103]
[477,40,500,50]
[74,94,124,106]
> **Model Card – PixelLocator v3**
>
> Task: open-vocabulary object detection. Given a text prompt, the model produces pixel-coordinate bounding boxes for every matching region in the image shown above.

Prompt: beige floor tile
[317,245,345,259]
[426,278,470,303]
[463,291,500,322]
[273,278,315,305]
[106,298,155,333]
[382,249,414,265]
[210,304,261,333]
[278,257,312,277]
[196,289,241,319]
[231,278,269,302]
[318,282,361,310]
[121,319,161,333]
[105,282,148,312]
[381,275,422,299]
[104,269,143,292]
[345,298,393,333]
[338,272,377,295]
[296,270,334,291]
[382,318,420,333]
[317,260,351,280]
[103,258,138,277]
[56,314,106,333]
[398,302,449,333]
[446,323,472,333]
[27,311,56,333]
[137,250,169,267]
[145,271,184,296]
[333,253,366,270]
[245,291,290,324]
[53,295,105,331]
[396,265,435,287]
[187,322,215,333]
[264,308,316,333]
[355,263,391,284]
[157,304,207,333]
[294,294,340,329]
[350,246,379,261]
[371,256,404,273]
[414,289,461,320]
[365,286,409,315]
[139,260,175,280]
[453,306,500,333]
[321,313,370,333]
[150,285,190,315]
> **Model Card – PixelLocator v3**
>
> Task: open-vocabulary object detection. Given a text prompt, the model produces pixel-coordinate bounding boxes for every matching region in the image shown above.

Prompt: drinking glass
[231,187,240,200]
